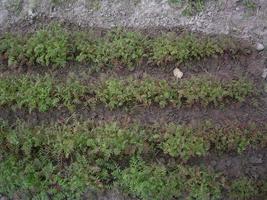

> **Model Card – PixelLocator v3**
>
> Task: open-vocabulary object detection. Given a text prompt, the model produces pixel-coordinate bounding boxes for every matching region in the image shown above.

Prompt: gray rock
[262,68,267,79]
[264,83,267,93]
[256,43,265,51]
[249,155,263,164]
[210,160,217,167]
[0,0,267,43]
[226,160,231,167]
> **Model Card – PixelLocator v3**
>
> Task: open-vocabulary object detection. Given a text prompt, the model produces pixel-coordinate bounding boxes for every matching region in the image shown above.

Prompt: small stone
[173,68,183,79]
[249,155,263,164]
[211,160,217,167]
[256,43,264,51]
[262,68,267,79]
[226,160,231,167]
[264,83,267,93]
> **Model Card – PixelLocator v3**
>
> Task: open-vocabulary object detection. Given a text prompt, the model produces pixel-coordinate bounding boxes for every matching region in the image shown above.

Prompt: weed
[182,0,205,16]
[4,0,23,14]
[243,0,257,10]
[168,0,206,16]
[50,0,74,7]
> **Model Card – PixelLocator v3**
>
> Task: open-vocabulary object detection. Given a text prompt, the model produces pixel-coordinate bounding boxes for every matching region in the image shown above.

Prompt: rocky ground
[0,0,267,44]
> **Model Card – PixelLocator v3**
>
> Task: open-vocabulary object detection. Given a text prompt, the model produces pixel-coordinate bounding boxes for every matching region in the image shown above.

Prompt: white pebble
[262,68,267,79]
[256,43,264,51]
[173,68,183,79]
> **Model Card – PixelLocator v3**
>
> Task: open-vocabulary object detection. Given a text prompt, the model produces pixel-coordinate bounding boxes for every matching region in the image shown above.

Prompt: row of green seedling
[0,74,254,112]
[0,24,234,69]
[0,119,266,199]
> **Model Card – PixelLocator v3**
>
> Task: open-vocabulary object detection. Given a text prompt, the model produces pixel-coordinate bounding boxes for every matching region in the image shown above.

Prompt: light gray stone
[0,0,267,43]
[262,68,267,79]
[256,43,265,51]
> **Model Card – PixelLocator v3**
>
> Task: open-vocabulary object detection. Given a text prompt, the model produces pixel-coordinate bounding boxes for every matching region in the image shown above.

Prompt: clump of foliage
[151,34,223,64]
[151,121,264,157]
[4,0,23,14]
[74,31,99,65]
[0,34,26,66]
[95,77,176,109]
[184,166,222,200]
[178,76,254,106]
[115,158,222,200]
[0,120,145,199]
[76,30,147,68]
[114,158,184,200]
[229,178,259,200]
[25,24,70,67]
[243,0,257,11]
[0,75,86,112]
[0,75,57,112]
[0,26,229,69]
[0,74,254,112]
[0,119,266,199]
[160,124,209,160]
[55,76,87,111]
[95,75,254,109]
[168,0,206,16]
[208,124,253,154]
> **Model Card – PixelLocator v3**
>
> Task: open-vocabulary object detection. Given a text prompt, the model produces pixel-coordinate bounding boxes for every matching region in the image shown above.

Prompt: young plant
[0,75,57,112]
[151,34,223,65]
[95,77,176,109]
[76,30,147,69]
[0,74,86,112]
[0,34,26,66]
[95,75,254,109]
[115,158,222,200]
[104,30,147,68]
[185,167,222,200]
[160,124,209,160]
[114,157,184,200]
[229,178,259,200]
[25,24,70,67]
